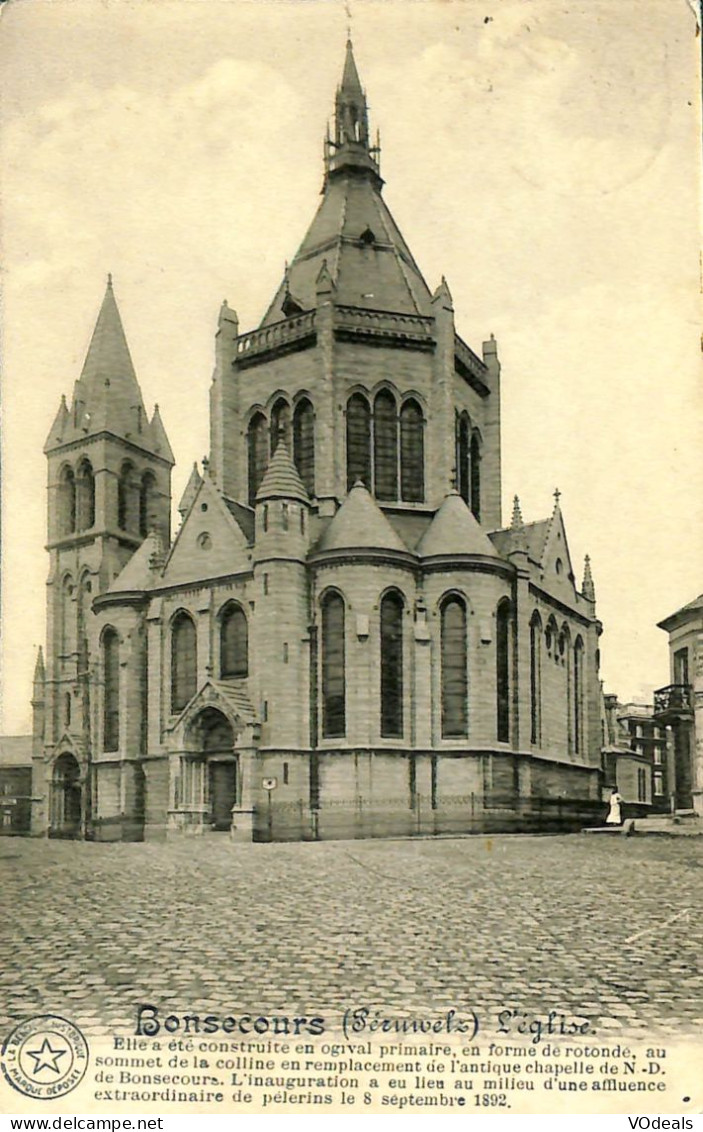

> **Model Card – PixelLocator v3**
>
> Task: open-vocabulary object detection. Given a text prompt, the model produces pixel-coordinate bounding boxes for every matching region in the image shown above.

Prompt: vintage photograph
[1,0,701,1116]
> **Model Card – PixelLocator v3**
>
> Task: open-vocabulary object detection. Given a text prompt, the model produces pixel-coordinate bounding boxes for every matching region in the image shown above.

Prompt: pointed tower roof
[417,492,501,559]
[256,440,309,504]
[78,275,141,398]
[33,647,45,684]
[260,41,432,326]
[317,481,408,553]
[45,278,174,463]
[341,37,364,97]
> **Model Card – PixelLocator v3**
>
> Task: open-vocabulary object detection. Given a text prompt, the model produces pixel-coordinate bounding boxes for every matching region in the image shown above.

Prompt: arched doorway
[187,708,237,831]
[50,753,82,838]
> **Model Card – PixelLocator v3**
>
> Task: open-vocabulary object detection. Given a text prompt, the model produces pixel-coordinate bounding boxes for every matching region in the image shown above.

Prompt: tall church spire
[325,38,381,186]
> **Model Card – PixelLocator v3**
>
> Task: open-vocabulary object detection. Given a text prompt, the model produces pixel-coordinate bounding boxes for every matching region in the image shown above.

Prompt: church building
[31,42,603,841]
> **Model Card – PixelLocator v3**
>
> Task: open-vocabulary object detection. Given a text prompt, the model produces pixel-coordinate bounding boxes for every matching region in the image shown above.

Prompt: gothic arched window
[496,599,511,743]
[247,412,268,507]
[470,433,481,521]
[574,637,585,755]
[139,471,157,537]
[530,612,542,746]
[59,466,77,536]
[220,603,248,679]
[457,414,470,505]
[346,393,371,491]
[270,398,291,452]
[60,575,75,657]
[171,611,197,714]
[441,595,468,738]
[76,460,95,531]
[321,591,345,738]
[118,462,137,533]
[373,389,398,501]
[293,398,315,497]
[103,626,120,752]
[400,399,424,502]
[380,591,404,738]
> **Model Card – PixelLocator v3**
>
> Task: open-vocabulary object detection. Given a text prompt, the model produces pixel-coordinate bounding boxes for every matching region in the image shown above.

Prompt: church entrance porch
[49,752,82,838]
[170,708,239,834]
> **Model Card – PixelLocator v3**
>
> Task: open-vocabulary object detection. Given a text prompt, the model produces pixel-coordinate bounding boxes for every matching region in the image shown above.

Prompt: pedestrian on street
[606,788,623,826]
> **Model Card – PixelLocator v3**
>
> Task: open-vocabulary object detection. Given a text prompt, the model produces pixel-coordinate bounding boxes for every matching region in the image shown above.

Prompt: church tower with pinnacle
[32,40,603,842]
[34,278,173,837]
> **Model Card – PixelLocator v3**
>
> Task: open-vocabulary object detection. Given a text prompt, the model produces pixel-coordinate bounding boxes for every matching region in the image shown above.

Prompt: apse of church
[31,41,603,843]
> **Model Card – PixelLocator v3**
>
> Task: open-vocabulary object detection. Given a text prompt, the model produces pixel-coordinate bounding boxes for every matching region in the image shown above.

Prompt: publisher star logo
[26,1037,68,1075]
[1,1015,89,1100]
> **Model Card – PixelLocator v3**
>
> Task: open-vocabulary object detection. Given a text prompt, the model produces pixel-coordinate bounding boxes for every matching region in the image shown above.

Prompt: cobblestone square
[1,834,701,1039]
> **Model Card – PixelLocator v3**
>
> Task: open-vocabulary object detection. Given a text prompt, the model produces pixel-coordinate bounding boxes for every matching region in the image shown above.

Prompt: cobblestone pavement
[1,834,702,1039]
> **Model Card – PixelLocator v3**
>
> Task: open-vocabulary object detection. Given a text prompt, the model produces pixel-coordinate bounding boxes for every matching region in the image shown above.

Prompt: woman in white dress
[606,789,623,825]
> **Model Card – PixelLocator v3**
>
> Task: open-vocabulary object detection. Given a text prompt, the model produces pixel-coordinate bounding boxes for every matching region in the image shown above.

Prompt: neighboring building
[0,736,34,836]
[600,695,669,815]
[654,594,703,813]
[30,41,604,843]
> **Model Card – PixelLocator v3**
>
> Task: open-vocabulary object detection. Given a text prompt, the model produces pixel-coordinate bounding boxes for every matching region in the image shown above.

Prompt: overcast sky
[1,0,701,734]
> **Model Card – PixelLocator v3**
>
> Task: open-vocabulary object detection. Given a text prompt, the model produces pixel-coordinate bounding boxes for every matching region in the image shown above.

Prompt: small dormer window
[360,226,376,245]
[555,558,563,575]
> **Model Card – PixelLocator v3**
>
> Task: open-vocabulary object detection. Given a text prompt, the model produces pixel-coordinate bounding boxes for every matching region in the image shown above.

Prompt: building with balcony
[654,594,703,814]
[29,41,604,842]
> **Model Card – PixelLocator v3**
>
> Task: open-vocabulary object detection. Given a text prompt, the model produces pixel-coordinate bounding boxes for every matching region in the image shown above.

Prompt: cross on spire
[553,487,561,507]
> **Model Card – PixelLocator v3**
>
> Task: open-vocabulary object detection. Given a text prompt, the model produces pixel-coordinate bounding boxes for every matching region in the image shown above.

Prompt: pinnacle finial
[582,554,595,601]
[107,272,113,288]
[511,495,524,530]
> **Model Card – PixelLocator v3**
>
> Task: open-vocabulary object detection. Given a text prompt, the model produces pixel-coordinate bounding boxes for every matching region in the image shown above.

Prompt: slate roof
[417,492,501,558]
[489,519,551,564]
[106,531,164,594]
[256,441,309,504]
[316,482,409,553]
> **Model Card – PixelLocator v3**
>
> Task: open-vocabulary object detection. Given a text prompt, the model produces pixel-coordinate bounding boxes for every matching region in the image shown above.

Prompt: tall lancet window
[400,399,424,502]
[220,603,248,679]
[270,398,291,451]
[293,398,315,497]
[247,412,268,507]
[380,591,404,738]
[346,394,371,491]
[456,414,470,505]
[470,433,481,521]
[530,612,542,746]
[171,611,197,714]
[60,466,77,535]
[441,596,468,738]
[574,637,585,755]
[139,471,157,537]
[118,462,137,533]
[321,591,345,738]
[76,460,95,531]
[103,627,120,752]
[373,390,397,501]
[496,599,512,743]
